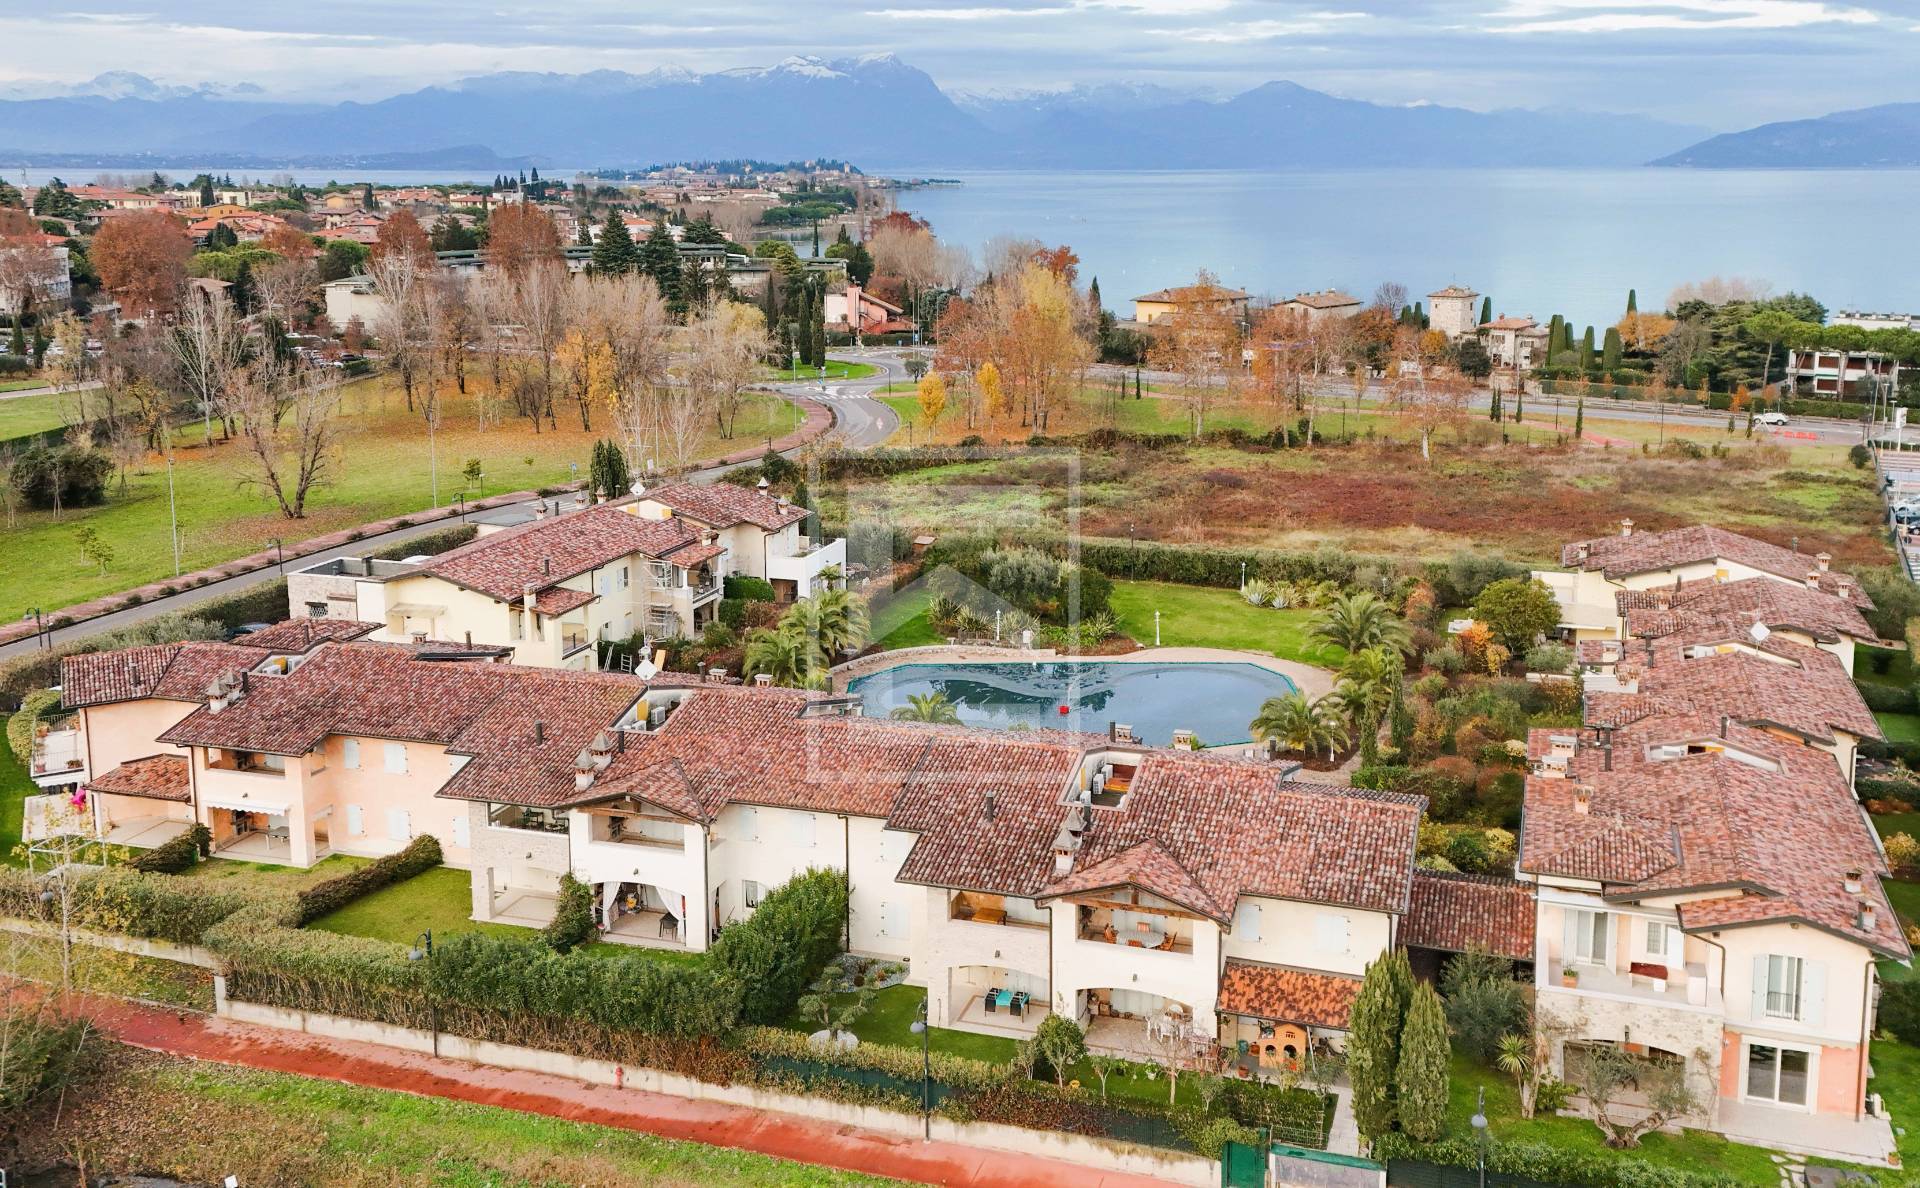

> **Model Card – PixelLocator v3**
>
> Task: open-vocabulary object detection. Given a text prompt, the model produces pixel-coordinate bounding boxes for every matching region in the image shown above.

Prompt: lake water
[885,167,1920,326]
[847,659,1296,746]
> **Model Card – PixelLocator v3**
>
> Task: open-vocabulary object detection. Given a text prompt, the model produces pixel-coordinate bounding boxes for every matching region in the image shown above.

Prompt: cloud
[869,5,1068,17]
[1151,9,1369,41]
[1489,0,1880,34]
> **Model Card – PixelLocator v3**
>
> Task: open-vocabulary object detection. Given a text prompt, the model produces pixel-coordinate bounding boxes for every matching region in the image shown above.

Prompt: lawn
[868,587,942,649]
[1881,878,1920,983]
[182,852,371,891]
[0,737,28,865]
[1445,1054,1818,1185]
[0,377,798,621]
[1877,712,1920,743]
[1858,646,1915,688]
[1109,579,1346,669]
[0,377,48,394]
[22,1046,906,1187]
[766,360,878,381]
[0,388,68,439]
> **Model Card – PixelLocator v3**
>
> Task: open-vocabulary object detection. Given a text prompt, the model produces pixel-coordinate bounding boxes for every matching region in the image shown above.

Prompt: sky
[1,1,1917,127]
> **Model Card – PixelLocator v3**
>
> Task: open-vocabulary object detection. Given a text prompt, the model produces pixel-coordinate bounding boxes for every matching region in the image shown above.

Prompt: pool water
[847,660,1297,746]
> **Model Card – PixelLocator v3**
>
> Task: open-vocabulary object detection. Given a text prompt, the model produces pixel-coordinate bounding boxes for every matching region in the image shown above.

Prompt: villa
[287,481,839,667]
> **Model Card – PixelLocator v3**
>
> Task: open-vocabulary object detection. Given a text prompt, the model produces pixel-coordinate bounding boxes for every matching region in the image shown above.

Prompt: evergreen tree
[1478,295,1492,327]
[230,259,255,315]
[575,219,594,248]
[592,209,638,276]
[1626,288,1638,315]
[1413,300,1425,327]
[430,214,478,253]
[684,213,725,245]
[1580,325,1596,369]
[639,222,681,304]
[8,317,24,359]
[1488,388,1501,422]
[205,222,239,250]
[588,439,631,501]
[1089,275,1102,312]
[1388,679,1414,752]
[1513,389,1524,423]
[1394,982,1450,1141]
[809,279,827,367]
[361,182,376,210]
[793,479,822,546]
[1601,327,1623,372]
[1574,397,1585,439]
[1347,950,1413,1145]
[198,175,215,207]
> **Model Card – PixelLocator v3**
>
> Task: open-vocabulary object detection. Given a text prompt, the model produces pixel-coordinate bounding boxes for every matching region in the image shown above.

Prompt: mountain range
[1650,102,1920,168]
[0,59,1903,171]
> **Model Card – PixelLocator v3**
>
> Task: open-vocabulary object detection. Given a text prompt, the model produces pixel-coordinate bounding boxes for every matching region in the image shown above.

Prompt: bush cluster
[0,865,263,946]
[711,868,849,1023]
[1855,681,1916,715]
[1369,1134,1743,1188]
[293,834,443,926]
[541,873,596,952]
[128,824,212,874]
[369,524,477,560]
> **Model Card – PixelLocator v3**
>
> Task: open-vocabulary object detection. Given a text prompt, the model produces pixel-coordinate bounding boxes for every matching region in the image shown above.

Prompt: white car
[1755,411,1790,426]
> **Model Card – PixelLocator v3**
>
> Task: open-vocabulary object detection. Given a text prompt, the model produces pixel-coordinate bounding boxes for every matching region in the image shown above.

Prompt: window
[341,739,360,770]
[1745,1043,1811,1107]
[1570,909,1610,964]
[790,811,816,848]
[1763,955,1804,1020]
[1315,912,1349,954]
[618,564,630,589]
[1233,902,1263,944]
[1645,921,1670,959]
[744,880,763,909]
[305,602,329,618]
[383,742,407,775]
[386,808,410,841]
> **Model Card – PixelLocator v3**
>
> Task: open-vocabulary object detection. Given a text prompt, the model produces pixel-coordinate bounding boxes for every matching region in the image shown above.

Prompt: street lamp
[271,538,283,574]
[22,607,45,651]
[1470,1085,1489,1188]
[909,999,931,1139]
[407,929,437,1057]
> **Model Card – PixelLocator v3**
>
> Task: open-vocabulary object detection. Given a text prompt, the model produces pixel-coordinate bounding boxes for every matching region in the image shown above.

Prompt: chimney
[522,583,537,614]
[1860,901,1877,932]
[754,673,773,687]
[542,557,552,576]
[1837,577,1855,598]
[533,720,545,745]
[1573,785,1593,815]
[1844,869,1864,895]
[1620,517,1634,538]
[535,502,549,519]
[464,631,473,647]
[757,476,770,491]
[1719,715,1729,739]
[1816,552,1831,572]
[1274,761,1303,784]
[1805,570,1820,590]
[984,789,997,820]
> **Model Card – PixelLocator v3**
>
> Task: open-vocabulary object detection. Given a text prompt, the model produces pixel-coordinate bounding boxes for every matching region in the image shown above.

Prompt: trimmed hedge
[128,824,211,874]
[1856,680,1915,714]
[0,865,264,946]
[1371,1134,1743,1188]
[293,834,443,926]
[370,523,477,561]
[192,579,291,633]
[542,872,596,952]
[724,575,778,602]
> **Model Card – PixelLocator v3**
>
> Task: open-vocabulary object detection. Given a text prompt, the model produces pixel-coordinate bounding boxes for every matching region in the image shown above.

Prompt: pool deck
[831,645,1335,700]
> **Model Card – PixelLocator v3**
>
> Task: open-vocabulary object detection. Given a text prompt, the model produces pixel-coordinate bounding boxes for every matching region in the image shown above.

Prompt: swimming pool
[846,660,1297,746]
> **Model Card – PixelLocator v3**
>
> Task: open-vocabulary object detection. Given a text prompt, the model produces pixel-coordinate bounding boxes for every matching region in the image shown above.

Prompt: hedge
[1856,680,1915,714]
[191,579,291,633]
[0,865,264,946]
[1370,1134,1744,1188]
[541,872,595,952]
[724,575,778,602]
[0,612,227,710]
[369,523,477,561]
[6,687,63,764]
[128,824,211,874]
[293,834,443,926]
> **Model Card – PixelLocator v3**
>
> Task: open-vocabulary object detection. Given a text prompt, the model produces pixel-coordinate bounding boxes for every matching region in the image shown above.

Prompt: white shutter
[1233,902,1262,943]
[739,805,759,842]
[383,742,407,774]
[1316,912,1349,954]
[451,811,470,849]
[386,807,410,841]
[342,738,360,769]
[1800,962,1826,1026]
[881,899,906,939]
[1562,910,1578,964]
[345,804,363,835]
[1751,954,1770,1020]
[791,811,816,848]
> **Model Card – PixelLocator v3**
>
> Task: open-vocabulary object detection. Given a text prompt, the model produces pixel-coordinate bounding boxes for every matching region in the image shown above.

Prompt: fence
[1384,1160,1556,1188]
[1222,1142,1384,1188]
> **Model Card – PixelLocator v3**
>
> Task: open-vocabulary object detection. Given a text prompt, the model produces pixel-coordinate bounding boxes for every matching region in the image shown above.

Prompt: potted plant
[1560,965,1580,988]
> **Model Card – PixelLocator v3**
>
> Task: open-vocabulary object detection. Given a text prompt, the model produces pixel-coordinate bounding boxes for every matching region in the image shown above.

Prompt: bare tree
[168,283,247,443]
[230,357,344,519]
[1147,270,1242,438]
[685,299,771,438]
[367,247,431,411]
[254,255,316,327]
[1387,327,1469,461]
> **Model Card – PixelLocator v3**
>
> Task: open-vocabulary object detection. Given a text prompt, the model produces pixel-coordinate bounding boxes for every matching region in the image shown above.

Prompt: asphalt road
[0,367,904,664]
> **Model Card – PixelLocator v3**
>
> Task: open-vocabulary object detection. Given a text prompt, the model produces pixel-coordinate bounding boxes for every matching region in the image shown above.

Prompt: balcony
[205,751,287,776]
[949,891,1048,930]
[561,625,591,657]
[689,576,722,605]
[592,814,685,851]
[1546,960,1719,1012]
[767,537,847,593]
[1078,905,1194,955]
[29,723,85,787]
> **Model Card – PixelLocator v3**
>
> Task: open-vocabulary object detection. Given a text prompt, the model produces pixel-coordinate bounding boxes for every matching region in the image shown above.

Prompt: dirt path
[90,998,1188,1188]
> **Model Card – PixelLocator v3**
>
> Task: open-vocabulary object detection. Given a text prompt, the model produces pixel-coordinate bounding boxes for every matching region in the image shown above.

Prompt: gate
[1222,1142,1385,1188]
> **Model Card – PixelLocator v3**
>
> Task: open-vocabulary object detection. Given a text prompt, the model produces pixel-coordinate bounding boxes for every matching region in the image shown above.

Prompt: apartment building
[1519,713,1907,1160]
[289,483,833,666]
[1533,521,1877,669]
[1480,315,1551,373]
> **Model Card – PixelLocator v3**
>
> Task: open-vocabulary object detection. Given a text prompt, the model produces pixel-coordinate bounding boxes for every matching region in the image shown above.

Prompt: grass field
[23,1047,905,1187]
[4,931,215,1010]
[0,388,68,439]
[1858,646,1916,688]
[767,360,878,381]
[1109,580,1346,667]
[868,588,942,648]
[0,739,27,864]
[1877,712,1920,743]
[0,377,796,621]
[0,377,47,394]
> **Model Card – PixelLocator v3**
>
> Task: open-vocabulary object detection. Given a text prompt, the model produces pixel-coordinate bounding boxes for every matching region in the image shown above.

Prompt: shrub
[1878,979,1920,1045]
[292,834,442,926]
[128,824,211,874]
[6,687,63,764]
[10,444,112,510]
[1440,951,1525,1064]
[370,524,476,560]
[709,867,848,1024]
[1882,832,1919,878]
[542,873,597,953]
[1422,644,1465,676]
[1524,643,1574,675]
[725,575,778,602]
[1369,1134,1742,1188]
[0,866,263,946]
[1856,681,1915,714]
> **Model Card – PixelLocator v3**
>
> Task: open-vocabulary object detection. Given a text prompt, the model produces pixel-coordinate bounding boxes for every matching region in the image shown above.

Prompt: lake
[883,167,1920,326]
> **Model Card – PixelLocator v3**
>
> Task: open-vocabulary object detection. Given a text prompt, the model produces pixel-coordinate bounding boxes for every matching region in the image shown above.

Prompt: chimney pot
[985,789,997,820]
[1806,571,1820,589]
[1574,784,1594,814]
[534,720,545,745]
[1860,901,1877,931]
[1816,552,1831,572]
[1845,869,1864,894]
[1620,518,1634,537]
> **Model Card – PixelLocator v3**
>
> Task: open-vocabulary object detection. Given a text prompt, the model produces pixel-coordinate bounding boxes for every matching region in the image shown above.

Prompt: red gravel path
[93,999,1189,1188]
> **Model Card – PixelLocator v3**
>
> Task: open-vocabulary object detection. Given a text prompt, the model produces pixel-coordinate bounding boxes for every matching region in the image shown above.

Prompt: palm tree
[812,587,870,657]
[1335,647,1401,724]
[1249,691,1351,760]
[890,692,962,724]
[742,623,824,689]
[1309,591,1410,656]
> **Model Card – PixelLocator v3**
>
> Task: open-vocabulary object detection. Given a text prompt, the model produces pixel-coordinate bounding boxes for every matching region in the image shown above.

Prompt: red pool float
[1058,705,1069,715]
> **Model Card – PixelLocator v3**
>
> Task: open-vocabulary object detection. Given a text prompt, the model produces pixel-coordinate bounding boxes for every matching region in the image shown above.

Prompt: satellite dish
[636,657,659,680]
[1748,621,1771,644]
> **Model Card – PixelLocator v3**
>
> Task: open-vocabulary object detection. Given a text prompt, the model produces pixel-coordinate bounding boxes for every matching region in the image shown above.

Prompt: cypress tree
[1574,396,1585,439]
[639,222,681,304]
[1580,325,1596,369]
[1394,982,1450,1141]
[198,175,215,207]
[1513,389,1524,423]
[809,279,827,367]
[230,260,255,314]
[1479,296,1492,327]
[1602,327,1623,372]
[1626,288,1638,315]
[575,219,594,248]
[1089,275,1102,312]
[793,479,821,545]
[592,209,637,276]
[1346,950,1413,1145]
[8,317,24,359]
[1546,314,1564,359]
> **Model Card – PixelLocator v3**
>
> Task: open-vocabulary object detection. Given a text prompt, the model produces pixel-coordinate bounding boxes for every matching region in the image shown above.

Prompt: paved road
[0,379,103,402]
[0,366,905,664]
[767,346,909,448]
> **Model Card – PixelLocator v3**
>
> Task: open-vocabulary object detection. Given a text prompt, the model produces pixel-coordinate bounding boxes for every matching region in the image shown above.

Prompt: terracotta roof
[1617,576,1880,645]
[1286,290,1360,310]
[1134,285,1249,304]
[63,642,269,708]
[238,619,380,651]
[87,754,190,803]
[1428,286,1478,299]
[1217,960,1363,1029]
[1519,717,1907,960]
[643,482,809,532]
[420,503,702,602]
[661,541,726,568]
[1480,316,1537,331]
[1402,870,1535,960]
[1585,633,1879,745]
[1560,525,1868,605]
[530,587,597,616]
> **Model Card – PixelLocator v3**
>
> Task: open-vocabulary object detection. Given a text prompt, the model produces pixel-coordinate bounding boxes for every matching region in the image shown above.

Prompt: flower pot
[1560,969,1579,988]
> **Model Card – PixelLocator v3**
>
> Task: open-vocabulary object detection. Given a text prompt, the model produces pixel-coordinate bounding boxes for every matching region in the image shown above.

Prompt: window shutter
[384,742,406,774]
[1751,954,1770,1020]
[386,807,409,841]
[791,812,815,848]
[1562,910,1578,964]
[345,804,363,835]
[451,811,470,849]
[1234,902,1261,943]
[1800,962,1825,1026]
[342,739,360,769]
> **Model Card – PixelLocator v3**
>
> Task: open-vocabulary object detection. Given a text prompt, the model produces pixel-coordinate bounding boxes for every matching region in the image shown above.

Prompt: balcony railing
[561,628,591,656]
[29,727,84,779]
[1080,923,1193,954]
[949,896,1048,930]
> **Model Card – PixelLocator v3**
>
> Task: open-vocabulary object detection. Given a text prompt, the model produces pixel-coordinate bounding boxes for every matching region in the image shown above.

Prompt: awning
[199,793,293,815]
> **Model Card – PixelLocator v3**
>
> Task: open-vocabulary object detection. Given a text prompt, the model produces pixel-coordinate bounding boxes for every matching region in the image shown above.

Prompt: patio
[954,994,1050,1039]
[601,908,690,950]
[103,816,192,849]
[215,830,298,864]
[492,890,559,928]
[1715,1099,1899,1166]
